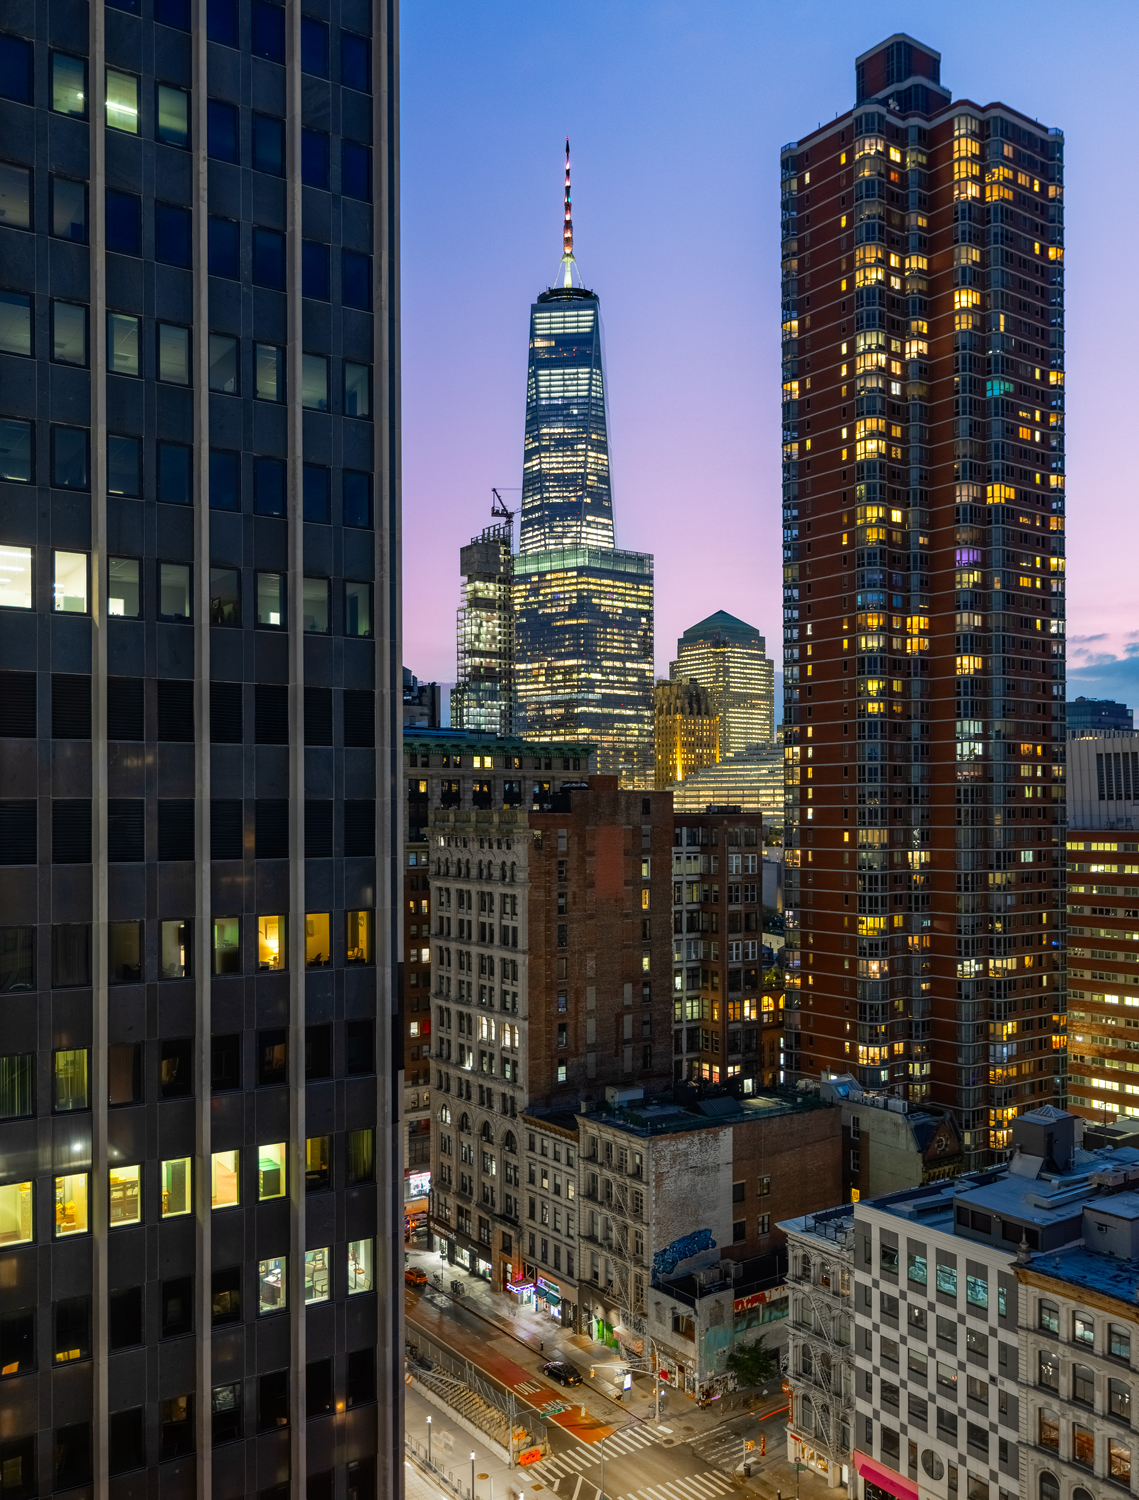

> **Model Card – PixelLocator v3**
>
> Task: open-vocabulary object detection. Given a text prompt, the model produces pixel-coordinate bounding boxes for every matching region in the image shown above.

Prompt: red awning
[853,1452,920,1500]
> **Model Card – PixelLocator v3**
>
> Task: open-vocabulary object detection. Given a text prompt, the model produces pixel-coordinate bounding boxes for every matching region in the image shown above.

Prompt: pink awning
[853,1451,920,1500]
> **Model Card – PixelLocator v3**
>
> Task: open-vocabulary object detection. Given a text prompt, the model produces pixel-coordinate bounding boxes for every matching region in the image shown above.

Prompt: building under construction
[451,517,515,737]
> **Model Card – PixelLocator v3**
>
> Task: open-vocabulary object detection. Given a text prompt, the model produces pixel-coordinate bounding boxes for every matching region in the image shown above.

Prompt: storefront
[505,1268,536,1307]
[853,1451,917,1500]
[535,1275,562,1321]
[475,1256,493,1281]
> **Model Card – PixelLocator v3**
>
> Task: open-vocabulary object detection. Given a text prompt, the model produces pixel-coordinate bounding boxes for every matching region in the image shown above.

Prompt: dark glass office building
[0,2,401,1499]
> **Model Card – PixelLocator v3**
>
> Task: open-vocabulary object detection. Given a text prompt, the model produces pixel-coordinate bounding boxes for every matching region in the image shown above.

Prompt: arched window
[459,1112,471,1133]
[481,1122,493,1142]
[465,860,471,879]
[438,1104,451,1125]
[800,1252,812,1280]
[500,863,507,882]
[1039,1299,1059,1333]
[503,1131,517,1154]
[1039,1475,1060,1500]
[510,863,516,882]
[477,861,484,880]
[1073,1488,1094,1500]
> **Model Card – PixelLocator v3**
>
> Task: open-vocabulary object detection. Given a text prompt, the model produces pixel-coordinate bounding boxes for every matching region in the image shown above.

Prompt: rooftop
[1024,1242,1139,1306]
[403,728,595,756]
[678,610,764,648]
[582,1085,829,1139]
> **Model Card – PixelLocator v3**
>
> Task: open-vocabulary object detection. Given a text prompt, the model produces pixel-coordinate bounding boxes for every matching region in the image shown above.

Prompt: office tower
[1065,731,1139,1121]
[513,144,654,786]
[1067,695,1133,736]
[402,668,442,731]
[426,773,674,1314]
[670,611,776,754]
[653,679,719,790]
[450,522,514,736]
[779,36,1066,1167]
[670,745,787,822]
[0,5,401,1498]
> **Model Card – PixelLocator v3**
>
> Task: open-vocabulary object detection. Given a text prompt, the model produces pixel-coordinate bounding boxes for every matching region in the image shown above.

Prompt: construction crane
[490,488,515,524]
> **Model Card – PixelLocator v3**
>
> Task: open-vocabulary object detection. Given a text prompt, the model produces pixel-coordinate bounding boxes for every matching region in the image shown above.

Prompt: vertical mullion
[88,5,110,1495]
[285,0,308,1485]
[191,0,213,1486]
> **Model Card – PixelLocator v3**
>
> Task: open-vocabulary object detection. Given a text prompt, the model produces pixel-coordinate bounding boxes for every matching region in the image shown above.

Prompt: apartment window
[1111,1379,1132,1420]
[258,1144,286,1200]
[304,464,330,522]
[105,68,138,133]
[345,580,372,637]
[0,1181,33,1246]
[51,53,87,117]
[208,215,238,277]
[344,360,371,417]
[107,435,141,497]
[1111,1324,1132,1362]
[106,188,141,254]
[209,449,239,510]
[53,550,88,613]
[1039,1299,1059,1333]
[51,176,87,241]
[0,291,31,357]
[53,1049,88,1111]
[207,99,238,162]
[213,917,240,974]
[209,334,238,393]
[158,323,190,385]
[210,1150,239,1209]
[302,352,329,409]
[757,1214,770,1233]
[156,83,188,146]
[52,300,88,365]
[304,1248,331,1304]
[302,242,330,301]
[1074,1315,1095,1346]
[254,456,286,516]
[0,1053,33,1118]
[252,113,285,175]
[0,162,30,229]
[55,1172,89,1236]
[158,441,192,504]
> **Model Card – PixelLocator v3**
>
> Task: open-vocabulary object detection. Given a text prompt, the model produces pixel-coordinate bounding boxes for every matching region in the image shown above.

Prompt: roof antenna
[559,138,579,289]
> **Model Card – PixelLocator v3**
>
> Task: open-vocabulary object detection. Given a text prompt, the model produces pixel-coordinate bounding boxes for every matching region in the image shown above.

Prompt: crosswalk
[614,1475,737,1500]
[526,1426,664,1480]
[690,1426,754,1471]
[523,1427,738,1500]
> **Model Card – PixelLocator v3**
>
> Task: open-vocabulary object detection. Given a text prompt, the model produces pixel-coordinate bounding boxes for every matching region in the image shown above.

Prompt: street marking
[571,1478,583,1500]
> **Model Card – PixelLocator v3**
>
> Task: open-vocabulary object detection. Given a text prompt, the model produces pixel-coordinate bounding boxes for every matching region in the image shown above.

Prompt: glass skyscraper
[513,146,654,785]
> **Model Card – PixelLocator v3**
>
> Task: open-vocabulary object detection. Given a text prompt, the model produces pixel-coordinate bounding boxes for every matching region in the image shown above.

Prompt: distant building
[820,1075,964,1199]
[404,667,443,730]
[1068,695,1134,735]
[670,744,785,820]
[451,522,515,736]
[654,679,719,790]
[671,611,776,754]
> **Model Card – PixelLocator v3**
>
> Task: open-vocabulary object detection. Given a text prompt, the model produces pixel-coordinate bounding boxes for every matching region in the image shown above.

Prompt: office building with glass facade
[670,610,776,755]
[0,2,401,1498]
[451,522,514,737]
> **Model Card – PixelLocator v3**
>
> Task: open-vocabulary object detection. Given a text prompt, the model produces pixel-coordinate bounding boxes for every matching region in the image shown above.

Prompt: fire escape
[783,1222,855,1475]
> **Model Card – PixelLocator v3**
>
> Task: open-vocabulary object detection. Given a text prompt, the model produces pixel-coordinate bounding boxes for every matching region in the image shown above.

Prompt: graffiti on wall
[653,1227,716,1281]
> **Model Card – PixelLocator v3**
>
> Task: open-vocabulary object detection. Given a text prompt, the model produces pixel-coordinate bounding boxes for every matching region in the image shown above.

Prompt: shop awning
[853,1452,919,1500]
[506,1281,534,1294]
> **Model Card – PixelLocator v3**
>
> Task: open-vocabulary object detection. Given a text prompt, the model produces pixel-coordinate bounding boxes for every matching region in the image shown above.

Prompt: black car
[542,1360,583,1387]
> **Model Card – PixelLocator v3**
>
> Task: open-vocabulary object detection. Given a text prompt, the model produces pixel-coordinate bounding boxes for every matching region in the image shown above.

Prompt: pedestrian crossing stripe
[617,1475,735,1500]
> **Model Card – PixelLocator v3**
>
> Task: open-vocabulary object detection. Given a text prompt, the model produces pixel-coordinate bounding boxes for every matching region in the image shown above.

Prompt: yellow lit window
[641,888,650,910]
[211,1149,240,1209]
[0,1180,34,1246]
[305,912,331,968]
[347,1238,374,1295]
[346,910,373,964]
[55,1172,90,1237]
[258,1143,286,1200]
[306,1136,331,1192]
[53,1048,89,1111]
[304,1248,331,1305]
[161,1157,191,1217]
[257,914,286,971]
[109,1164,140,1227]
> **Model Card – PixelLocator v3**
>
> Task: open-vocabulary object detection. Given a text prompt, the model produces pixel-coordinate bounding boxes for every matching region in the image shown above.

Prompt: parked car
[405,1267,428,1288]
[542,1360,583,1387]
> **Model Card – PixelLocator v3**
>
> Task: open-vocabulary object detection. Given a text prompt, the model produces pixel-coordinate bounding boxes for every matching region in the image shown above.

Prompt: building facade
[402,668,442,731]
[1068,697,1133,737]
[670,744,786,821]
[451,522,514,737]
[0,3,402,1498]
[671,611,776,755]
[654,678,720,790]
[780,35,1068,1167]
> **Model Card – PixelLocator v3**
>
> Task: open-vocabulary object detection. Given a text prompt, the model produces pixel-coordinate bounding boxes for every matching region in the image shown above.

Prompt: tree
[724,1335,777,1388]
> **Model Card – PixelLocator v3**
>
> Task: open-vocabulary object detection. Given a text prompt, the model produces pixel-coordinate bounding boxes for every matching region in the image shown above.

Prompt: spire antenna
[559,137,578,288]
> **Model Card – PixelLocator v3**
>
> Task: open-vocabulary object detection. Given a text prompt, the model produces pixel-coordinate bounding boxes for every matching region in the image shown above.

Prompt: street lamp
[427,1416,432,1466]
[471,1452,476,1500]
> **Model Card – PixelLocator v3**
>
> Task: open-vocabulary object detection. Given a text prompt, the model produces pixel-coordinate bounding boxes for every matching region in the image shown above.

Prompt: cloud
[1068,651,1139,706]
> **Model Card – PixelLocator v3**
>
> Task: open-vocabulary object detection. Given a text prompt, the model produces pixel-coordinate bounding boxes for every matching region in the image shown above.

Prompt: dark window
[255,800,289,859]
[258,1370,290,1431]
[345,1019,374,1075]
[0,1051,33,1114]
[344,801,375,858]
[53,1423,92,1490]
[300,17,328,76]
[161,1277,193,1339]
[302,241,330,300]
[258,1029,288,1086]
[0,34,34,104]
[107,799,144,862]
[0,801,36,865]
[211,1034,241,1092]
[52,673,91,739]
[251,0,285,61]
[302,129,329,190]
[54,1296,91,1364]
[0,1307,35,1376]
[340,32,371,92]
[155,201,192,267]
[0,673,36,737]
[107,434,141,496]
[305,1025,332,1079]
[158,679,195,740]
[209,567,240,626]
[207,99,239,162]
[306,1357,333,1417]
[309,1473,334,1500]
[206,0,237,46]
[159,1396,194,1461]
[160,1037,193,1099]
[108,921,141,982]
[106,189,141,255]
[211,1384,242,1446]
[0,1435,35,1500]
[0,163,31,231]
[108,1409,145,1475]
[108,1043,142,1106]
[0,418,33,482]
[210,799,243,860]
[52,924,90,987]
[346,1348,375,1407]
[733,1220,746,1242]
[253,226,286,289]
[341,139,371,200]
[52,424,90,490]
[209,449,240,510]
[254,456,286,516]
[343,689,375,747]
[52,799,92,863]
[158,441,192,504]
[347,1128,374,1183]
[108,1287,143,1349]
[211,1266,241,1325]
[305,687,333,746]
[210,681,243,743]
[343,471,373,528]
[155,0,191,27]
[303,463,330,522]
[51,177,87,241]
[304,800,333,858]
[208,215,239,278]
[342,250,371,310]
[158,800,195,861]
[252,113,285,176]
[255,684,290,744]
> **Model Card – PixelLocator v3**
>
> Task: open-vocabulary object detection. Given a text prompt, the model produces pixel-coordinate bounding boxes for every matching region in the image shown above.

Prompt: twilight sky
[400,1,1139,712]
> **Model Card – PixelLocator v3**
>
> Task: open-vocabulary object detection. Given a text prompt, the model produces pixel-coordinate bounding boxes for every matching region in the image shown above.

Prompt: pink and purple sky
[401,1,1139,714]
